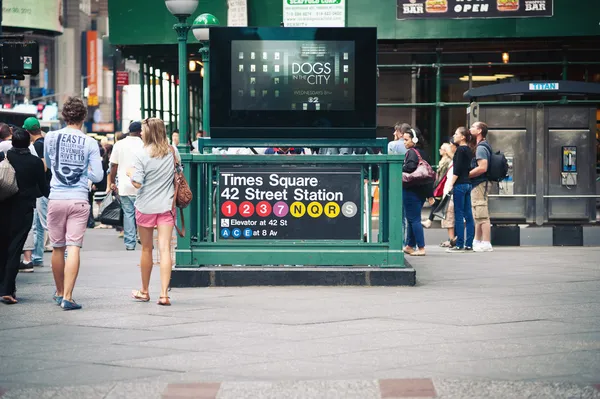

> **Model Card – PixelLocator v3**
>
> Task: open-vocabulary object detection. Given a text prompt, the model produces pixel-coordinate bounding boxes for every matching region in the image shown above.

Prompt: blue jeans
[121,195,137,249]
[453,183,475,249]
[403,189,425,249]
[32,196,48,265]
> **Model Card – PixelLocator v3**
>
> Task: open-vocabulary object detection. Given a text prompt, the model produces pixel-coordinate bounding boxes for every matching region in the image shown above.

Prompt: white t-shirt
[0,140,36,155]
[109,136,144,196]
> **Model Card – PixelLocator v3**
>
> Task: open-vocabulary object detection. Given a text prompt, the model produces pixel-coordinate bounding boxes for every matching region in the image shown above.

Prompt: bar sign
[529,82,559,91]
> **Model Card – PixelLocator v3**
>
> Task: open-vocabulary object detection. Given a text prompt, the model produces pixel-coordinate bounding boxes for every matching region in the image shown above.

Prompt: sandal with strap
[440,240,452,247]
[1,295,18,305]
[157,296,171,306]
[131,290,150,302]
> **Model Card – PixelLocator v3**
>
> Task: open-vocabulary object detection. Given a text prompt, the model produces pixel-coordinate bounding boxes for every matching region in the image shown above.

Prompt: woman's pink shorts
[135,209,175,228]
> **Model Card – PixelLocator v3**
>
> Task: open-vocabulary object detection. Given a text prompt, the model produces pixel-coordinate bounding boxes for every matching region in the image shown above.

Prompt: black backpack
[478,141,509,182]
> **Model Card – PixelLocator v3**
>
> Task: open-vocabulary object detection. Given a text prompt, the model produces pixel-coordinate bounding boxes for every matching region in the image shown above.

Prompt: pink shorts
[135,209,175,228]
[47,199,90,248]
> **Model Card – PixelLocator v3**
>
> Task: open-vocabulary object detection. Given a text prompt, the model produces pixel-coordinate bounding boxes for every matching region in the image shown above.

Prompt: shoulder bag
[402,149,436,186]
[170,149,193,237]
[0,153,19,201]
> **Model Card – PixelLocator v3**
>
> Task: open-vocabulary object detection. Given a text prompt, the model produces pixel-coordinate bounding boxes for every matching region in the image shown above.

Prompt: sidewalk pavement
[1,229,599,399]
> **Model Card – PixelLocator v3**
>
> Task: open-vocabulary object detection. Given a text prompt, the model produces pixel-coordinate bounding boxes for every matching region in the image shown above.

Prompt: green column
[146,63,152,118]
[140,58,145,119]
[174,18,191,152]
[174,75,178,130]
[434,51,442,165]
[159,69,164,123]
[386,158,404,268]
[168,75,173,130]
[200,43,210,135]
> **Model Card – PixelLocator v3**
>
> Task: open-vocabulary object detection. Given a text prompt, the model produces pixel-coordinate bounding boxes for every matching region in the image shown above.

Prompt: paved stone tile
[162,382,221,399]
[0,364,176,388]
[433,379,600,399]
[408,351,600,381]
[0,357,79,375]
[216,380,380,399]
[0,388,58,399]
[18,344,188,364]
[379,378,436,398]
[109,351,274,373]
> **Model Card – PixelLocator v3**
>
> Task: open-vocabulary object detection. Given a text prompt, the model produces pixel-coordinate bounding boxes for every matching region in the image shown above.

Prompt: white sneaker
[474,242,494,252]
[481,242,494,252]
[421,220,432,229]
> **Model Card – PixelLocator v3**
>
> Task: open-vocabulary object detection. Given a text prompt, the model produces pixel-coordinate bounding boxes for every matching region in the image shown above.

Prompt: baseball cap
[23,117,41,131]
[128,121,142,133]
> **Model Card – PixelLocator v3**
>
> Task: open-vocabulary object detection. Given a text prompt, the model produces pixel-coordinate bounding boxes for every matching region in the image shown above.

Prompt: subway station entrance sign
[218,166,362,240]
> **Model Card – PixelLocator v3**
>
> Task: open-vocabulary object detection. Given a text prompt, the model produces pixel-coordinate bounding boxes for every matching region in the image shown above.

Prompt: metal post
[561,49,568,104]
[174,74,178,130]
[434,51,442,165]
[168,75,173,131]
[146,62,151,118]
[159,69,164,123]
[151,67,157,117]
[200,42,210,135]
[112,48,118,132]
[174,17,191,151]
[140,58,145,119]
[386,159,404,267]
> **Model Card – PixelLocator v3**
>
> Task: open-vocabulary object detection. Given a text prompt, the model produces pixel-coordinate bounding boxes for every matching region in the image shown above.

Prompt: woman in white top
[127,118,175,306]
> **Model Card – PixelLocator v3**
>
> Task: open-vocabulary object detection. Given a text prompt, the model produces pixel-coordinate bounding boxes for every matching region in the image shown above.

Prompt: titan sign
[2,0,64,34]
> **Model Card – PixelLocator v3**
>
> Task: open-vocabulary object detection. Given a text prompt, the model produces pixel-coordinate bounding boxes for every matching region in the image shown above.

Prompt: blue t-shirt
[388,140,407,155]
[44,127,104,201]
[470,141,491,187]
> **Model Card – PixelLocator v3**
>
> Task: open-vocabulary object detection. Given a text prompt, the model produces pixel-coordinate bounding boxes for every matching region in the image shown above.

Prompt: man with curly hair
[44,97,104,310]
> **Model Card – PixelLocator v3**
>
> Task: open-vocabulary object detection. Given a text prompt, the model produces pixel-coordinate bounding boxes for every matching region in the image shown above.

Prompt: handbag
[99,192,124,226]
[0,154,19,201]
[170,149,193,237]
[432,193,452,220]
[402,149,436,186]
[433,174,448,198]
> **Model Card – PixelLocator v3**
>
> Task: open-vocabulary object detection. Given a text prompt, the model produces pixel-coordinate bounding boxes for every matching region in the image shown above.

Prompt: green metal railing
[175,138,406,268]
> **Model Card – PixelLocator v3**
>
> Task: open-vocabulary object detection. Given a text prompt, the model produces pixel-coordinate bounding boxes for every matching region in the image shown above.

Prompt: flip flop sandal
[1,295,18,305]
[131,290,150,302]
[157,296,171,306]
[440,240,451,247]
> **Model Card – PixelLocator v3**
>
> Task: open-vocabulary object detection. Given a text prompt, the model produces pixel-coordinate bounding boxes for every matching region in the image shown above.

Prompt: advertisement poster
[227,0,248,26]
[231,40,355,111]
[86,31,98,107]
[283,0,346,27]
[218,166,362,240]
[2,0,64,33]
[397,0,553,19]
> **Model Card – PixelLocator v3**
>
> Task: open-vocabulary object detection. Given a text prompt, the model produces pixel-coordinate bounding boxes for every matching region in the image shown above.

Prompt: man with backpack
[469,122,494,252]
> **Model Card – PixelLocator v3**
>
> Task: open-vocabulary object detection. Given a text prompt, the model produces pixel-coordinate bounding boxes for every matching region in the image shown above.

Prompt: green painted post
[146,63,152,118]
[151,67,157,117]
[159,69,165,123]
[434,51,441,166]
[140,58,145,119]
[200,43,210,135]
[174,75,178,130]
[173,16,192,260]
[386,157,404,267]
[561,49,568,104]
[168,75,173,131]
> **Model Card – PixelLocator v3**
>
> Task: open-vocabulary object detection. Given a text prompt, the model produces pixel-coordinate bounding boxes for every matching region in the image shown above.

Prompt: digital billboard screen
[210,27,377,139]
[231,40,355,112]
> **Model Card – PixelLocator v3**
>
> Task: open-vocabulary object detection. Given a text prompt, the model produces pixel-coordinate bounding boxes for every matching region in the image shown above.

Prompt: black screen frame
[209,27,378,139]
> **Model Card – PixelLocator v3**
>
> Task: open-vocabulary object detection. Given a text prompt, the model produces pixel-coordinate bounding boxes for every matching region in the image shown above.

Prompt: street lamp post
[192,13,219,137]
[164,0,199,153]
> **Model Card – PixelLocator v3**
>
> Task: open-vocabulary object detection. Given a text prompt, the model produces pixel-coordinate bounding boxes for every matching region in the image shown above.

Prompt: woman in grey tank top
[127,118,175,306]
